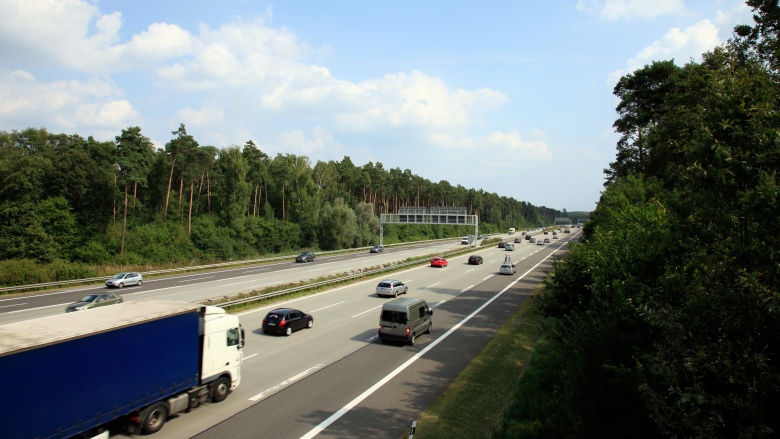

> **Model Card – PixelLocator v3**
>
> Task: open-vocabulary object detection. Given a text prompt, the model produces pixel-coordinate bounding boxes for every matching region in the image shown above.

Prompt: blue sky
[0,1,754,212]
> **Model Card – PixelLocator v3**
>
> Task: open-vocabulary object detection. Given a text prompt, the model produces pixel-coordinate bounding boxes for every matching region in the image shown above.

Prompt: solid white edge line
[299,248,559,439]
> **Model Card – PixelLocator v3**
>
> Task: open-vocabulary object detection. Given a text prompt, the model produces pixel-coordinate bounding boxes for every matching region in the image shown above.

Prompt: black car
[370,245,384,253]
[497,241,506,248]
[295,251,315,262]
[468,255,484,265]
[262,308,314,336]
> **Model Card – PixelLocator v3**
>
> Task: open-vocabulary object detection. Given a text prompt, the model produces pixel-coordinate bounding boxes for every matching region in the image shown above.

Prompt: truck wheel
[285,326,292,336]
[141,402,168,434]
[212,377,231,403]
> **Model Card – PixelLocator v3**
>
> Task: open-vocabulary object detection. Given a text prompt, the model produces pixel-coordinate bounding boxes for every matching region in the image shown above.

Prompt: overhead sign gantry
[379,207,479,246]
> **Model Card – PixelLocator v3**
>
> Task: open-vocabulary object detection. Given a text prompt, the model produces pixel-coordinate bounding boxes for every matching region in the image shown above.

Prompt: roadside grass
[407,284,561,439]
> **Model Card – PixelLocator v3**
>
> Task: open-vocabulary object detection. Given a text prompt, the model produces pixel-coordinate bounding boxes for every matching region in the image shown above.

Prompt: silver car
[376,280,409,297]
[66,292,123,312]
[105,272,142,288]
[499,263,516,275]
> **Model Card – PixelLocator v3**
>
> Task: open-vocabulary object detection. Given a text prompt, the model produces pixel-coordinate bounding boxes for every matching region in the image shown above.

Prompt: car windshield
[78,294,99,302]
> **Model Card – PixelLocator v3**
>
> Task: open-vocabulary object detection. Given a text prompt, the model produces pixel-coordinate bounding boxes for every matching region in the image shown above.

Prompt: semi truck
[0,299,244,438]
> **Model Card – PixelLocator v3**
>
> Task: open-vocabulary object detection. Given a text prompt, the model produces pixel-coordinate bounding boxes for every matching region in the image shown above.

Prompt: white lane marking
[250,364,324,402]
[426,282,441,289]
[178,276,215,283]
[461,285,474,293]
[482,275,493,281]
[0,303,27,309]
[312,301,345,313]
[464,269,474,274]
[244,353,258,360]
[299,249,556,439]
[224,280,269,288]
[8,303,68,314]
[352,305,383,318]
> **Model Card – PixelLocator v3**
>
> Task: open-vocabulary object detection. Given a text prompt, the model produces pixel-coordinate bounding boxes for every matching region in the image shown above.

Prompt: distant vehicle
[370,245,384,253]
[543,231,548,235]
[262,308,313,336]
[544,238,551,243]
[508,228,515,234]
[461,237,469,244]
[295,252,315,262]
[468,255,484,265]
[552,231,557,237]
[529,237,536,243]
[564,226,571,233]
[537,239,545,245]
[106,272,142,288]
[431,257,448,268]
[499,263,517,275]
[514,237,522,243]
[376,280,408,298]
[498,241,506,248]
[505,243,515,251]
[521,231,526,235]
[66,292,123,312]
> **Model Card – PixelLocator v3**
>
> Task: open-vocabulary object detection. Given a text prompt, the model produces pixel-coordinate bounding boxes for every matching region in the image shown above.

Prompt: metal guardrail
[0,235,484,294]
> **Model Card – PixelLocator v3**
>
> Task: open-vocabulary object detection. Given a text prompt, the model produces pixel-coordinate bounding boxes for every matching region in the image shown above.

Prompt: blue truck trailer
[0,299,244,438]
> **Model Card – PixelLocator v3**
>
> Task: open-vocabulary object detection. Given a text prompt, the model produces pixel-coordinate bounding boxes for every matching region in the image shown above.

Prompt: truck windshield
[381,310,407,324]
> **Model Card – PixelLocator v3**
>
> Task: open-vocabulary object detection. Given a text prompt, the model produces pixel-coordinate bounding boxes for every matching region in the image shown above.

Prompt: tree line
[0,123,565,283]
[515,1,779,437]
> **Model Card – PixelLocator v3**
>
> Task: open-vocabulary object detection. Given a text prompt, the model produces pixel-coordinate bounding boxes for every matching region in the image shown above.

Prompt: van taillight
[405,327,410,336]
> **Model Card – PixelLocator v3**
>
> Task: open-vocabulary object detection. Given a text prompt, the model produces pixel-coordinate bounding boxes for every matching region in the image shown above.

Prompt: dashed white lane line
[249,364,324,402]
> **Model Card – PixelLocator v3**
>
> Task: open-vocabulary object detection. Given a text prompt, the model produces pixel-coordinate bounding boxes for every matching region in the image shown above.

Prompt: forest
[507,1,779,437]
[0,122,566,285]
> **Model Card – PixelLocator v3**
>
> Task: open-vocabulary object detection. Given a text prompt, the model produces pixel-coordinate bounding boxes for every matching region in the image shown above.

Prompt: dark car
[262,308,314,336]
[497,241,506,248]
[66,293,123,312]
[514,237,522,243]
[295,252,315,262]
[468,255,484,265]
[370,245,384,253]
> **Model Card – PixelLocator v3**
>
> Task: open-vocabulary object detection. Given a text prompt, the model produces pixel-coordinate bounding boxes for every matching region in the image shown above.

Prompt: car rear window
[378,282,392,288]
[381,310,407,324]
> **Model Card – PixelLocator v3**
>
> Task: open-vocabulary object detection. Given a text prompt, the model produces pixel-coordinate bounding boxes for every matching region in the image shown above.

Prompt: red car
[431,256,448,268]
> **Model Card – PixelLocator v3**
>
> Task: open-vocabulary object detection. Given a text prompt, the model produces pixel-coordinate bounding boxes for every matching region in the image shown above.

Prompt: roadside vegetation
[414,2,780,437]
[0,121,585,287]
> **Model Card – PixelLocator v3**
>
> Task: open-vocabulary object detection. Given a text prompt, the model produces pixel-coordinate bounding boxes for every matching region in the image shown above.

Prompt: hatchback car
[262,308,314,336]
[370,245,384,253]
[295,252,315,262]
[431,257,448,268]
[105,272,142,288]
[468,255,484,265]
[66,293,123,312]
[499,263,517,275]
[376,280,408,297]
[514,237,522,243]
[537,239,545,245]
[544,238,551,243]
[497,241,506,248]
[505,243,515,251]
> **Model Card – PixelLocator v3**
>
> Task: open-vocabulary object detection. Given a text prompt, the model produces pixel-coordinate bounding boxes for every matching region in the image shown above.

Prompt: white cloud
[0,68,138,131]
[576,0,686,20]
[608,19,721,84]
[429,129,551,160]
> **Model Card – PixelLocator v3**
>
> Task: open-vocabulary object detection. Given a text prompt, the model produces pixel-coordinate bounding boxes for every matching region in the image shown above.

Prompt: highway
[1,228,581,438]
